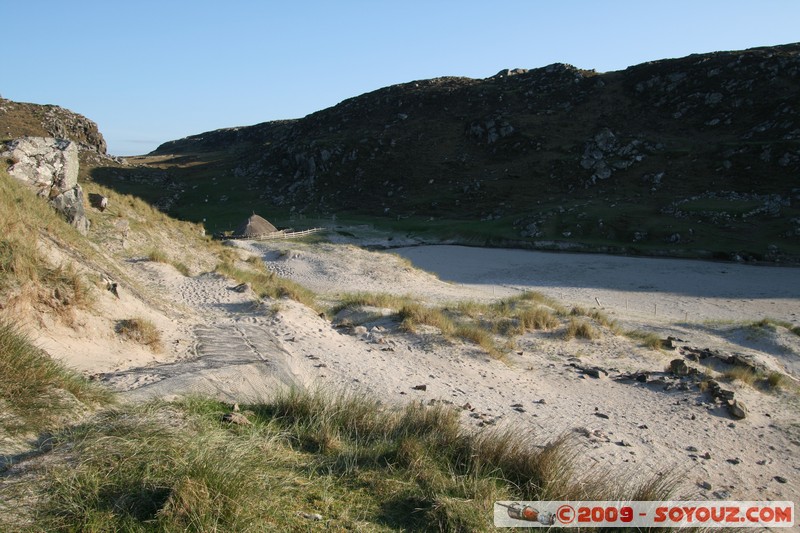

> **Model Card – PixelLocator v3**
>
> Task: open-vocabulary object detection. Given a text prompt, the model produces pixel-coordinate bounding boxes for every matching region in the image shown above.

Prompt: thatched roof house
[234,214,278,238]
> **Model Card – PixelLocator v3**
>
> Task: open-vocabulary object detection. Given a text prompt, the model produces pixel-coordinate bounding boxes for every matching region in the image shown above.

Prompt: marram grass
[14,388,682,532]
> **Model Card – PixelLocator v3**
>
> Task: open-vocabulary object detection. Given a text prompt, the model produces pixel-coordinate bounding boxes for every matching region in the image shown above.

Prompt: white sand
[36,239,800,504]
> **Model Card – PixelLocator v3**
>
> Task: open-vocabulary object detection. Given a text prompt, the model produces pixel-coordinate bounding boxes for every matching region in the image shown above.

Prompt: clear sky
[4,0,798,155]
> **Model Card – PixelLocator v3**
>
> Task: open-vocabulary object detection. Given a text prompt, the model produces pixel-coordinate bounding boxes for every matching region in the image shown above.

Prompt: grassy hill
[77,43,800,261]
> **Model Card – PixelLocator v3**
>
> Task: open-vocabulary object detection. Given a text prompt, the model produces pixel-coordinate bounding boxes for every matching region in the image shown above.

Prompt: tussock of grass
[0,321,111,435]
[454,324,502,357]
[625,329,665,350]
[563,317,599,340]
[518,306,560,331]
[37,405,270,531]
[513,290,567,312]
[216,258,318,311]
[722,366,797,393]
[749,317,800,337]
[766,371,791,391]
[24,389,679,531]
[722,365,759,386]
[330,291,414,316]
[571,306,621,334]
[146,248,169,263]
[116,317,162,352]
[146,248,191,276]
[398,303,508,356]
[398,302,456,335]
[331,290,604,358]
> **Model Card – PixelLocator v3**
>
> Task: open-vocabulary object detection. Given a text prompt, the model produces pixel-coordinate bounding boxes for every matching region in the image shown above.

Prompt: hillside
[84,43,800,261]
[0,97,108,155]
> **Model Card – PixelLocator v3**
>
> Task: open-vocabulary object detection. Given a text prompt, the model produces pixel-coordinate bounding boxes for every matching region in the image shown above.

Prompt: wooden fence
[241,227,326,241]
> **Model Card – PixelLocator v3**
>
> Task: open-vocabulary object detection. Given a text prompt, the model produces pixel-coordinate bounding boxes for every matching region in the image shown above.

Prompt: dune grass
[624,329,666,350]
[765,371,792,391]
[329,291,416,316]
[332,290,617,357]
[215,256,318,311]
[116,317,163,352]
[20,388,680,532]
[0,170,94,321]
[720,365,797,393]
[748,317,800,337]
[146,247,191,276]
[563,317,599,340]
[0,321,112,435]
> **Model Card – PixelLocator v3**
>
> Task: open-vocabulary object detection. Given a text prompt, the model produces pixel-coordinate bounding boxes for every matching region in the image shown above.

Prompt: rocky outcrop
[0,98,107,154]
[2,137,90,234]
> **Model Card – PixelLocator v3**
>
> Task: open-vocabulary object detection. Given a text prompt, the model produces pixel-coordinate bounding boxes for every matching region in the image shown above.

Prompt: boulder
[669,358,690,376]
[727,399,748,419]
[2,137,89,234]
[3,137,79,192]
[89,193,109,211]
[49,185,90,234]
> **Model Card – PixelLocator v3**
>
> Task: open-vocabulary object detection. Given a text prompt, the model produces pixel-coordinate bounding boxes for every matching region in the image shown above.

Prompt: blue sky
[4,1,798,155]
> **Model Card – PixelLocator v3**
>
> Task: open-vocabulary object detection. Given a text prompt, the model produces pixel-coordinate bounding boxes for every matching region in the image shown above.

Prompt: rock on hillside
[2,137,90,234]
[0,97,107,154]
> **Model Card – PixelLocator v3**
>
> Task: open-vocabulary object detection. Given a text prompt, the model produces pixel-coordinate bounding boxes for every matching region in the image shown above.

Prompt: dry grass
[0,170,94,323]
[0,321,111,435]
[563,317,599,340]
[518,306,560,331]
[330,291,414,315]
[398,302,456,335]
[624,329,665,350]
[10,388,680,531]
[571,306,622,334]
[721,365,759,386]
[749,317,800,337]
[116,317,163,352]
[766,371,791,390]
[146,248,191,276]
[332,290,610,358]
[215,257,318,311]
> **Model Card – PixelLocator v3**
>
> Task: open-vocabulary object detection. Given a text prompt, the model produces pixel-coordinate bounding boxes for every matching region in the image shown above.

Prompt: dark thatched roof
[235,214,277,238]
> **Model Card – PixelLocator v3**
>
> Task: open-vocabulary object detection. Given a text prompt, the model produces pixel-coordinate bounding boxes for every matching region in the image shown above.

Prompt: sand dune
[67,239,800,505]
